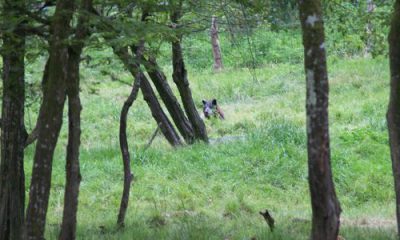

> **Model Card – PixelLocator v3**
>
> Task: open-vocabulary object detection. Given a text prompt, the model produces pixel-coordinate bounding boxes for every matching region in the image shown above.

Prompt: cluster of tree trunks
[171,8,208,143]
[298,0,341,239]
[25,0,77,238]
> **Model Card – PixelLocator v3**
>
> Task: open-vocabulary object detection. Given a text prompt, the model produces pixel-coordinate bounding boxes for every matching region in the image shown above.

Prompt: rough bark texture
[115,46,143,227]
[298,1,341,240]
[25,0,75,239]
[387,0,400,236]
[115,47,182,147]
[140,75,182,146]
[171,10,208,143]
[0,1,26,239]
[143,57,195,144]
[211,16,223,71]
[59,1,91,239]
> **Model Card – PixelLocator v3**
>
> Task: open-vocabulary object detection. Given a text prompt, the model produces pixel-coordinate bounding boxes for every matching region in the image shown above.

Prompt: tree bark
[114,47,182,147]
[171,9,208,143]
[143,57,195,144]
[25,0,76,239]
[387,0,400,237]
[211,16,223,71]
[140,75,182,146]
[59,1,91,239]
[115,45,143,227]
[298,1,341,240]
[0,1,26,239]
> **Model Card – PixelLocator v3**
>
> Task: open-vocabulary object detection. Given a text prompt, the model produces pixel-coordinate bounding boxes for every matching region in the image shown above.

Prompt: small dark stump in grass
[259,209,275,232]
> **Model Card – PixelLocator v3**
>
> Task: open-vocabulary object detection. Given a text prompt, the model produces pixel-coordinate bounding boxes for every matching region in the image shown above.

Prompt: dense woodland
[1,0,400,239]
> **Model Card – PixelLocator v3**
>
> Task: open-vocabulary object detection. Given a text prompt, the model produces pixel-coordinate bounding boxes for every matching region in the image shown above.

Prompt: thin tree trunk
[25,0,76,239]
[115,45,143,227]
[211,16,223,71]
[171,9,208,143]
[140,75,182,146]
[298,1,341,239]
[59,1,91,239]
[0,1,26,239]
[143,56,195,144]
[365,0,375,55]
[387,0,400,236]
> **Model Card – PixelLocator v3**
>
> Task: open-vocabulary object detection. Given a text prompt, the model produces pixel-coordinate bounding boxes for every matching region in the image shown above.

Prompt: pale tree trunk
[0,1,26,239]
[387,0,400,236]
[25,0,76,239]
[298,1,341,239]
[365,0,376,55]
[171,7,208,143]
[211,16,223,71]
[59,0,91,239]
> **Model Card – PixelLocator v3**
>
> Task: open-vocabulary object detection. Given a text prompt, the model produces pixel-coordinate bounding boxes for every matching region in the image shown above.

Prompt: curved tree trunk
[25,0,76,239]
[115,45,143,227]
[0,1,26,239]
[387,0,400,236]
[171,9,208,143]
[298,1,341,239]
[143,56,195,144]
[59,1,91,239]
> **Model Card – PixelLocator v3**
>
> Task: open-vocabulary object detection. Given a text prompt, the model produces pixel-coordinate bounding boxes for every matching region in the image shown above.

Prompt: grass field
[23,54,396,239]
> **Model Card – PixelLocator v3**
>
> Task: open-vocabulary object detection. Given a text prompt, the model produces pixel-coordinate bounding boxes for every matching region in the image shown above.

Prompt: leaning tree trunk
[59,1,91,239]
[114,46,182,147]
[25,0,75,239]
[171,10,208,143]
[0,1,26,239]
[211,16,223,71]
[387,0,400,236]
[143,56,195,144]
[115,45,143,227]
[140,75,182,146]
[298,1,341,240]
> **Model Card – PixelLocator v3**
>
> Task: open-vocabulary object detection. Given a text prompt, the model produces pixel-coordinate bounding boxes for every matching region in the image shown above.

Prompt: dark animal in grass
[202,99,224,119]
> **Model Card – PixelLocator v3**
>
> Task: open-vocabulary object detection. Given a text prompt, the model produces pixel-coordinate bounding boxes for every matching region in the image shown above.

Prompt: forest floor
[24,56,396,239]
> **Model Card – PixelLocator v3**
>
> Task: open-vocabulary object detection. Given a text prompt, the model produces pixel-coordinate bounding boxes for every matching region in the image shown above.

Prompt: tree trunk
[298,1,341,240]
[143,56,195,144]
[59,1,91,239]
[140,75,182,146]
[115,46,143,227]
[171,10,208,143]
[114,47,182,147]
[387,0,400,237]
[365,0,375,55]
[25,0,76,239]
[211,16,223,71]
[0,1,26,239]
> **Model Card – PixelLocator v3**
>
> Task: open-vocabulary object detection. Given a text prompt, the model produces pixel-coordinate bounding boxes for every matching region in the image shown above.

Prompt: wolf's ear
[212,99,217,105]
[202,100,207,105]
